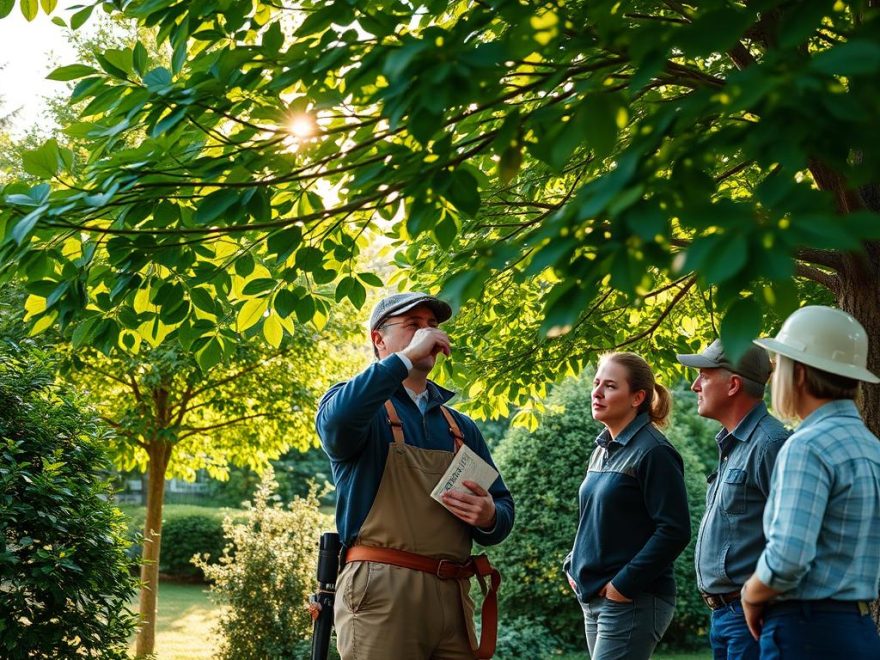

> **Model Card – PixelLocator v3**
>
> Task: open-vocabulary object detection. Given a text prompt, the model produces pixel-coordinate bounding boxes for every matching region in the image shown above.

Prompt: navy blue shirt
[565,413,691,600]
[316,354,514,548]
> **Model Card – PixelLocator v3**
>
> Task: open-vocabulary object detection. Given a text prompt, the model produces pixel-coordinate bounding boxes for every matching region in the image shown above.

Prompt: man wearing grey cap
[677,340,790,660]
[317,292,514,659]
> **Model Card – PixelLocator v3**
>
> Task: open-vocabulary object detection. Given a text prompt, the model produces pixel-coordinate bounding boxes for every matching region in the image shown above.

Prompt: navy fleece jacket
[564,413,691,600]
[316,354,514,548]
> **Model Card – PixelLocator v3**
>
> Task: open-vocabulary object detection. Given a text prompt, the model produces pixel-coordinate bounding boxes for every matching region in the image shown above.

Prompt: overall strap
[439,405,464,453]
[384,400,405,445]
[385,399,464,451]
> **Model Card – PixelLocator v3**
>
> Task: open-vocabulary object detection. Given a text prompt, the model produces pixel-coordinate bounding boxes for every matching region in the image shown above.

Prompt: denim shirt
[756,399,880,600]
[695,402,790,593]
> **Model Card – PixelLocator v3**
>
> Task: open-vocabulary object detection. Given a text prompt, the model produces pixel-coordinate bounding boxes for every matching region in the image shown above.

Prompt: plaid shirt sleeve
[755,438,832,592]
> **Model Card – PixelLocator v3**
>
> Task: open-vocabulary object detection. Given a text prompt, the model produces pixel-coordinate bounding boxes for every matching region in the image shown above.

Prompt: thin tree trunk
[134,442,172,657]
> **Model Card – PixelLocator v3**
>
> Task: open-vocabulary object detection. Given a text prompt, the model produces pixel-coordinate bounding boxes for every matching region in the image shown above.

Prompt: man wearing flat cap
[317,292,514,659]
[677,340,790,660]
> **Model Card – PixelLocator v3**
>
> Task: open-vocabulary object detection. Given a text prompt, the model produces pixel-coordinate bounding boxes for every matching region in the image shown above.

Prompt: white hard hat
[754,305,879,383]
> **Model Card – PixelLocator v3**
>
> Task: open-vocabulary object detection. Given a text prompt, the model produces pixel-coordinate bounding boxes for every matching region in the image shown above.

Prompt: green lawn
[134,581,710,660]
[129,580,222,660]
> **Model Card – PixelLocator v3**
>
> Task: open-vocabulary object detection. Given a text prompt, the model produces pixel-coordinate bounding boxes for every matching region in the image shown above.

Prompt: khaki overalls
[334,401,482,659]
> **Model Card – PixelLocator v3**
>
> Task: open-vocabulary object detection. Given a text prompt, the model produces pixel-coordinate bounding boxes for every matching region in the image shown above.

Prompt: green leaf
[143,67,173,94]
[678,7,755,57]
[811,40,880,76]
[357,272,383,287]
[0,0,14,19]
[195,189,239,224]
[12,206,47,245]
[702,235,748,284]
[575,94,619,158]
[274,289,297,318]
[69,3,92,29]
[262,21,283,52]
[21,139,62,178]
[39,0,56,13]
[242,278,276,296]
[46,64,97,81]
[196,337,223,372]
[498,145,522,184]
[20,0,37,20]
[720,297,763,364]
[433,214,457,249]
[445,169,481,216]
[133,42,148,76]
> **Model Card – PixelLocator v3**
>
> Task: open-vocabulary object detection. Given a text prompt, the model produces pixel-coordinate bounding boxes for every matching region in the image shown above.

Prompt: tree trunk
[134,442,172,658]
[834,241,880,629]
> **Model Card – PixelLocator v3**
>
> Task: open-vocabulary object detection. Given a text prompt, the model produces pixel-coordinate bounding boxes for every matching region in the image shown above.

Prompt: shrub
[193,469,332,659]
[490,375,600,653]
[490,374,715,652]
[0,342,138,658]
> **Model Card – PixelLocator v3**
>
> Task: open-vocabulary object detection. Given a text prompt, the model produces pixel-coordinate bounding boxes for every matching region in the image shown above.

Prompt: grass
[134,581,710,660]
[129,580,222,660]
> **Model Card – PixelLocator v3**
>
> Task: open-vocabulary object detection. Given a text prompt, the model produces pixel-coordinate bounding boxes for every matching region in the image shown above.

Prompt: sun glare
[288,113,316,139]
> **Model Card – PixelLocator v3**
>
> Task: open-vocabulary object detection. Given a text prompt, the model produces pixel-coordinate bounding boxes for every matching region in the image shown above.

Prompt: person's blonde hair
[771,355,860,420]
[598,352,672,427]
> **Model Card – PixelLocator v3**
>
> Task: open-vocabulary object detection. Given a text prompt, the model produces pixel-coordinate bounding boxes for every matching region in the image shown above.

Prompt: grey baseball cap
[677,339,772,389]
[368,292,452,332]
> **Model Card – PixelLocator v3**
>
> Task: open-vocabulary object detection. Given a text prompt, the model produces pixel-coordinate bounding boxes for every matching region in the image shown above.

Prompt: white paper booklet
[430,444,499,511]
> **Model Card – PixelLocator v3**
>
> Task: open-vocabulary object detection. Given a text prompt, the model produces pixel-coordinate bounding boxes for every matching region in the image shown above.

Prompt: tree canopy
[1,0,879,423]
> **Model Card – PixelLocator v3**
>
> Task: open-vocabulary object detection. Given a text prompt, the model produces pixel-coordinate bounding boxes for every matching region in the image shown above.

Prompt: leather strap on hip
[345,545,501,659]
[384,400,464,452]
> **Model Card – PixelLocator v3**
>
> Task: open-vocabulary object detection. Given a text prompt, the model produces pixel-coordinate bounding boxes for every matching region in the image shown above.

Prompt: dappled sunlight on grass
[129,580,224,659]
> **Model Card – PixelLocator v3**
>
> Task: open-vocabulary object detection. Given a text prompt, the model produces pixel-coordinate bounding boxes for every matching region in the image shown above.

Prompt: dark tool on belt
[309,531,341,660]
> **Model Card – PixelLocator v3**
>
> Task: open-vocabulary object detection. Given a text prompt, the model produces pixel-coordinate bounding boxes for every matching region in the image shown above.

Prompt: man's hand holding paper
[442,480,497,529]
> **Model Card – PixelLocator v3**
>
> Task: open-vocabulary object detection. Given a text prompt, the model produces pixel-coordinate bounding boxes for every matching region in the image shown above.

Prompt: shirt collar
[596,412,651,448]
[798,399,861,429]
[715,401,769,445]
[399,380,455,409]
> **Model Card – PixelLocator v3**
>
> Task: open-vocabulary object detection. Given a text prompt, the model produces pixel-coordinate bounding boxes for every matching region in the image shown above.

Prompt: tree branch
[176,413,270,440]
[796,248,843,270]
[795,263,839,292]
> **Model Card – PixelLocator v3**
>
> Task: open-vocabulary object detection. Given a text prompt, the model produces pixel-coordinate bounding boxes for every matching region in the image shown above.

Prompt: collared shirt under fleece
[565,413,691,601]
[316,354,514,549]
[755,399,880,601]
[695,402,790,594]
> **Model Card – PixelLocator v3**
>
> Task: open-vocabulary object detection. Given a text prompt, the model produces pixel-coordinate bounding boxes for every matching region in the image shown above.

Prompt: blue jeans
[760,601,880,659]
[581,593,675,660]
[709,600,759,660]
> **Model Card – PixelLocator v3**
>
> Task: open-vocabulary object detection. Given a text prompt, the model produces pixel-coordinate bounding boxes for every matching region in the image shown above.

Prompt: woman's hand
[599,581,633,603]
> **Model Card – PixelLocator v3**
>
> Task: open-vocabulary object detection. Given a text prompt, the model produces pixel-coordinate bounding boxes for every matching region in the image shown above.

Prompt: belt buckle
[701,593,721,610]
[436,559,454,579]
[858,601,870,616]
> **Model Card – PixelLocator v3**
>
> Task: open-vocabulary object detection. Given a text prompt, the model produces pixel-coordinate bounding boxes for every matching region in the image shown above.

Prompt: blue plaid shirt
[755,399,880,600]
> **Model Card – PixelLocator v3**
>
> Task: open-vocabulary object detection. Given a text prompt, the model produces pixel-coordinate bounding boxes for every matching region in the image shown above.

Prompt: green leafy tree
[0,341,138,658]
[66,326,359,656]
[2,0,878,424]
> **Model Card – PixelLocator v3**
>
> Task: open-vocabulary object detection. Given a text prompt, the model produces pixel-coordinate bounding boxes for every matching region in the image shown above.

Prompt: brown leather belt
[345,545,501,659]
[701,589,742,610]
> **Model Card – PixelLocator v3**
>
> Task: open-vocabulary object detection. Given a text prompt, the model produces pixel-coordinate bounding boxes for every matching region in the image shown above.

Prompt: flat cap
[368,292,452,332]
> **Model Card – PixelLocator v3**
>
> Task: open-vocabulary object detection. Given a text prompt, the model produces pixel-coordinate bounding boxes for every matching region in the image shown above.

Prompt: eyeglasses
[379,320,439,331]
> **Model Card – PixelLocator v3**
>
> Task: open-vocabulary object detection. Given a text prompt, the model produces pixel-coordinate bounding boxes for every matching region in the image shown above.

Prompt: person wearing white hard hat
[740,305,880,659]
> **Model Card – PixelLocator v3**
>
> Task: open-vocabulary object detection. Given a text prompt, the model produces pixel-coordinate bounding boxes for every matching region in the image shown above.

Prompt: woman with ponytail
[563,352,691,660]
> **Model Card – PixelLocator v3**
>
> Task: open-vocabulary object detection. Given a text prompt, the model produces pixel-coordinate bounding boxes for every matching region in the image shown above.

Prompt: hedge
[120,504,246,579]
